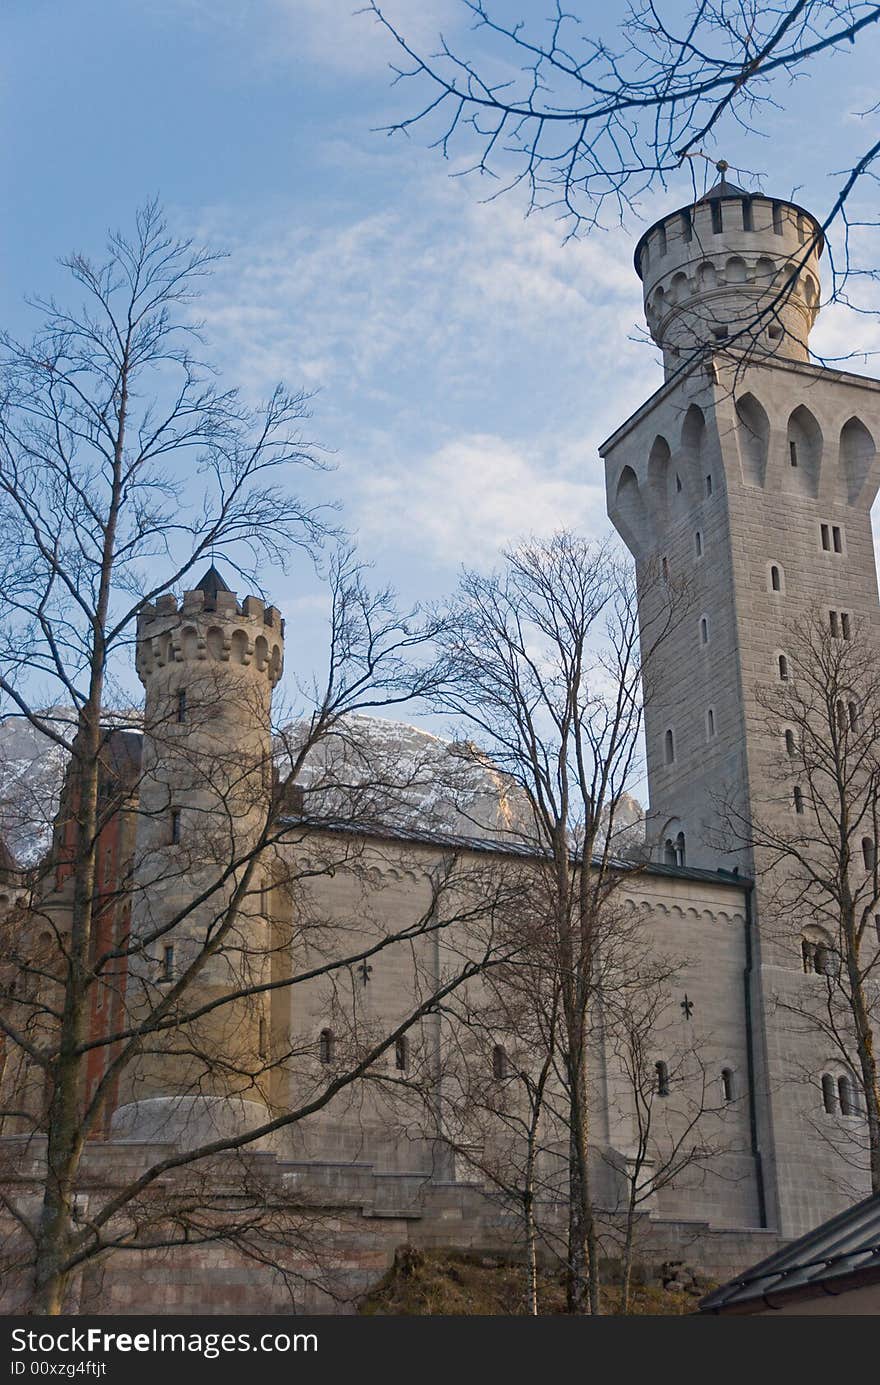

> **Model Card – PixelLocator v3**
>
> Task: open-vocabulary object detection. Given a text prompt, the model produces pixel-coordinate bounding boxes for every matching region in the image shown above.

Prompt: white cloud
[354,432,608,563]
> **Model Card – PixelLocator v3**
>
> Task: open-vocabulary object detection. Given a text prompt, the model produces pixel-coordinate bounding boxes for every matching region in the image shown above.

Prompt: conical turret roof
[193,564,232,598]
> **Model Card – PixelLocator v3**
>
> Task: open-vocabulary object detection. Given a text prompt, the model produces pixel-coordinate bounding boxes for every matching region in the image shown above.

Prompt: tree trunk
[567,1059,599,1314]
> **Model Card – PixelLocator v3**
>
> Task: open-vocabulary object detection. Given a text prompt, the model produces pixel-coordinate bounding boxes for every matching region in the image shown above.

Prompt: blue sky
[3,0,880,706]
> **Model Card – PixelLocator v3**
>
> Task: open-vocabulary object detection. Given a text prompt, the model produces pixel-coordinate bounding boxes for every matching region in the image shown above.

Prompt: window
[833,525,843,554]
[655,1061,670,1097]
[674,832,686,867]
[830,610,840,638]
[768,324,783,341]
[770,564,781,592]
[706,707,716,738]
[664,729,675,764]
[681,209,693,243]
[395,1036,409,1072]
[712,325,728,341]
[778,654,789,681]
[695,530,703,558]
[675,473,682,493]
[705,474,713,496]
[822,1073,837,1114]
[161,944,175,982]
[863,838,875,871]
[700,616,709,645]
[789,440,798,467]
[821,523,831,551]
[176,689,187,724]
[802,938,817,973]
[849,702,860,731]
[170,809,181,845]
[875,915,880,948]
[711,201,722,234]
[661,556,669,582]
[721,1068,735,1103]
[741,198,753,232]
[821,522,844,554]
[793,786,804,815]
[492,1045,508,1081]
[319,1029,335,1064]
[842,612,851,640]
[785,730,796,758]
[772,202,783,235]
[839,1076,858,1116]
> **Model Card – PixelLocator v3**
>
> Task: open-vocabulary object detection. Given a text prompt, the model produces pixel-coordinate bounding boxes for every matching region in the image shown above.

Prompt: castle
[2,175,879,1311]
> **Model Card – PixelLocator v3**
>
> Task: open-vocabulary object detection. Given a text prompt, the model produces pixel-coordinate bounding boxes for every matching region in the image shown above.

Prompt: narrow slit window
[830,611,840,638]
[662,556,669,582]
[319,1029,335,1064]
[793,786,804,815]
[832,525,843,553]
[785,730,796,758]
[711,201,722,234]
[821,1073,837,1114]
[170,809,181,845]
[821,523,831,551]
[778,654,789,681]
[492,1045,508,1081]
[842,612,851,640]
[665,728,675,764]
[705,474,713,496]
[849,702,860,731]
[176,689,187,724]
[721,1068,735,1102]
[772,202,783,235]
[700,616,709,645]
[839,1076,857,1117]
[770,565,781,592]
[695,530,703,558]
[162,944,175,981]
[741,199,753,232]
[863,838,875,871]
[395,1035,409,1072]
[656,1061,670,1097]
[707,707,716,738]
[681,209,693,243]
[674,832,686,866]
[675,473,682,493]
[789,440,798,467]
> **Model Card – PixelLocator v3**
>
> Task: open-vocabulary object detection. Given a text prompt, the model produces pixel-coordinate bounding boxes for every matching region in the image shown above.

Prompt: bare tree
[721,612,880,1192]
[0,210,517,1314]
[427,531,681,1313]
[367,2,880,269]
[601,981,732,1312]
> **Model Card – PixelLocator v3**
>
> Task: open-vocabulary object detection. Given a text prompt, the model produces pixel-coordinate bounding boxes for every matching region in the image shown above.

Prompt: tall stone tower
[112,566,285,1149]
[602,173,880,1234]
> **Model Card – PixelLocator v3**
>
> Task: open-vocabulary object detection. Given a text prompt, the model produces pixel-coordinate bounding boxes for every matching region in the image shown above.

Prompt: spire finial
[715,159,729,175]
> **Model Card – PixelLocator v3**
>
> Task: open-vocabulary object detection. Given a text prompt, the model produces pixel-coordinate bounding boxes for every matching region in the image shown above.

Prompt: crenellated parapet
[136,574,284,688]
[634,175,823,377]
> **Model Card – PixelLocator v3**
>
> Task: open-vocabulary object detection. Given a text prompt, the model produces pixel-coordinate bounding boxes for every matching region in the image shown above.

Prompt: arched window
[785,730,796,758]
[863,838,875,872]
[793,786,804,815]
[778,654,789,681]
[802,938,817,973]
[838,1075,858,1117]
[655,1061,670,1097]
[664,838,676,865]
[319,1029,335,1065]
[706,707,716,738]
[664,729,675,765]
[721,1068,735,1103]
[770,565,781,592]
[695,530,703,558]
[821,1073,837,1114]
[674,832,686,867]
[395,1035,409,1072]
[492,1044,508,1081]
[700,616,709,645]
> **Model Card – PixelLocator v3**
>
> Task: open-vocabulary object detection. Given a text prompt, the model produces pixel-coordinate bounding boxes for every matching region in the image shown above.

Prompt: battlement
[635,179,823,377]
[135,567,285,686]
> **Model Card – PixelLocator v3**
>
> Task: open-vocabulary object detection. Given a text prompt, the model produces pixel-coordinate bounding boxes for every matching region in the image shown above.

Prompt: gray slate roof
[699,1191,880,1313]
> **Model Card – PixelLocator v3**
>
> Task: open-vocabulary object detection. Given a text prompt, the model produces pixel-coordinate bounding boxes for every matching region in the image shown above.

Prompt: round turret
[113,565,285,1150]
[634,172,823,378]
